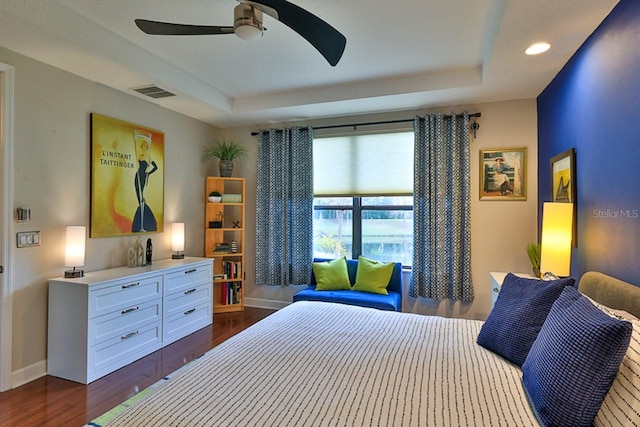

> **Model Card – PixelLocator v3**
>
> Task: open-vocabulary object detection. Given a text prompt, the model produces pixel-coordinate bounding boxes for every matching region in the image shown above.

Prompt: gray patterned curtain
[256,127,314,287]
[411,113,474,301]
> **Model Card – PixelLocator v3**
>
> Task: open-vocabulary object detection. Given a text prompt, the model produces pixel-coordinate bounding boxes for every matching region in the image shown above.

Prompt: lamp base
[172,253,185,259]
[64,268,84,278]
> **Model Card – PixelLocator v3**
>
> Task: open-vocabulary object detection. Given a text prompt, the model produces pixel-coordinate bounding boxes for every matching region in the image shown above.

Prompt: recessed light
[525,42,551,55]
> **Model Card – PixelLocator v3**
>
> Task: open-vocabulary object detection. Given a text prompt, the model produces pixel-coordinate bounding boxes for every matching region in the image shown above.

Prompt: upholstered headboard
[579,271,640,318]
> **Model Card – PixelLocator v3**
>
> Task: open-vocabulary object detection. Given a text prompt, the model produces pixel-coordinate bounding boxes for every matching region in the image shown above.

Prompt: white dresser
[48,257,212,384]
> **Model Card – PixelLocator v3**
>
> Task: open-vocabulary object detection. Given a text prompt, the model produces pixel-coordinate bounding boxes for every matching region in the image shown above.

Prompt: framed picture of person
[90,113,165,238]
[550,147,577,245]
[480,147,527,200]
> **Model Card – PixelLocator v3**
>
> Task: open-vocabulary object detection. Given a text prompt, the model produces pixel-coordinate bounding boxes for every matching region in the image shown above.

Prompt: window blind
[313,131,414,196]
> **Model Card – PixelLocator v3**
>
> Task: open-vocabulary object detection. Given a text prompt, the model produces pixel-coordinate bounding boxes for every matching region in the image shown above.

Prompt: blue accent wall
[538,0,640,284]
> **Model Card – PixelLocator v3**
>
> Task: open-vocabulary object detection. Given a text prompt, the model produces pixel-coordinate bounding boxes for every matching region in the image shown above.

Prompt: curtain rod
[250,112,481,136]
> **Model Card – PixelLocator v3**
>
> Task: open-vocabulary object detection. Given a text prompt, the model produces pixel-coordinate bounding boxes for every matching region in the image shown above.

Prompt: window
[313,131,414,266]
[313,196,413,266]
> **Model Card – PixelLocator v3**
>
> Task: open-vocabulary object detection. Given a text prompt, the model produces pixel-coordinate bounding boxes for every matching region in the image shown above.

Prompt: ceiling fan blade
[135,19,234,36]
[243,0,346,66]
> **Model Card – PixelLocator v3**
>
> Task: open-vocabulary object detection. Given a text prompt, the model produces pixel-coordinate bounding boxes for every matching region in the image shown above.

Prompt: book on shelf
[222,260,242,280]
[221,281,241,305]
[213,243,231,254]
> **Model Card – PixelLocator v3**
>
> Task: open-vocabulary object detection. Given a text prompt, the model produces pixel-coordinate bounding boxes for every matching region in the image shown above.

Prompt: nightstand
[489,271,536,309]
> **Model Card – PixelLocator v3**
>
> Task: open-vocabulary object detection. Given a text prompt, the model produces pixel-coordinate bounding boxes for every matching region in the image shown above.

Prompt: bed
[105,272,640,426]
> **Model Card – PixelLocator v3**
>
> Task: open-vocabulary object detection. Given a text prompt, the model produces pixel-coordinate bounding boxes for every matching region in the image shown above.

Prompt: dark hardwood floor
[0,307,275,427]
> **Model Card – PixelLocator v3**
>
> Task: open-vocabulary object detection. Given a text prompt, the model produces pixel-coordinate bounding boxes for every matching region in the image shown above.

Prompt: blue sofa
[292,258,403,312]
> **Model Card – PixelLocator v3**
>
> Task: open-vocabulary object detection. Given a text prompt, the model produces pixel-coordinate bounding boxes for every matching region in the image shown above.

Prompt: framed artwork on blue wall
[550,147,577,245]
[550,148,575,203]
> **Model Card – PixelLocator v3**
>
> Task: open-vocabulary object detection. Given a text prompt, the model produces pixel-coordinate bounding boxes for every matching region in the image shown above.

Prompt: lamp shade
[64,226,86,268]
[540,202,573,277]
[172,222,185,253]
[235,24,263,41]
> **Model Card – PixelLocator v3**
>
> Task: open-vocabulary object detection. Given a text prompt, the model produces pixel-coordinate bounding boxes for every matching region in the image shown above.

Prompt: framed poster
[550,148,575,203]
[550,147,577,245]
[480,147,527,200]
[90,113,165,238]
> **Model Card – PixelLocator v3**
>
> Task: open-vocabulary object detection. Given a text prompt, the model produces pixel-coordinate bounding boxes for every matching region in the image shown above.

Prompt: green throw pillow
[313,257,352,291]
[353,256,394,295]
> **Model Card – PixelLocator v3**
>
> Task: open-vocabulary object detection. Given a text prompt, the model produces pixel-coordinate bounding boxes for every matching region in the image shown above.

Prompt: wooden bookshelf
[205,177,245,313]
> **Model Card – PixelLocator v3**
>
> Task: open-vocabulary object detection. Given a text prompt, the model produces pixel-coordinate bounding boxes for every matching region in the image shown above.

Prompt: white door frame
[0,62,15,392]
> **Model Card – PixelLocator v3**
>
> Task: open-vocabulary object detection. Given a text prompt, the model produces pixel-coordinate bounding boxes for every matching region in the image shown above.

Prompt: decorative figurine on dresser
[146,237,153,265]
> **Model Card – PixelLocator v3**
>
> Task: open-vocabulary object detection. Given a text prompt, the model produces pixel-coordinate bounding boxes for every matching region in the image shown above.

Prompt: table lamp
[540,202,573,277]
[172,222,185,259]
[64,225,86,278]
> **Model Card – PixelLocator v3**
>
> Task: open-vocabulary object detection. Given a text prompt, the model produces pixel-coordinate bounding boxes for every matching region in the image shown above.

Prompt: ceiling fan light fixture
[235,24,263,41]
[234,4,263,41]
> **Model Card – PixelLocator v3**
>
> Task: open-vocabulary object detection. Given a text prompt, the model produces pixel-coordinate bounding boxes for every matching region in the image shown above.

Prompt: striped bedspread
[107,301,539,426]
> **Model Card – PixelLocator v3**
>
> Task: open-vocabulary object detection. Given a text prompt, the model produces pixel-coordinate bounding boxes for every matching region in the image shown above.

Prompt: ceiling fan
[135,0,347,66]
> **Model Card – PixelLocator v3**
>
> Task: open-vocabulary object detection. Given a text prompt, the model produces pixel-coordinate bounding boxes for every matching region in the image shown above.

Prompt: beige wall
[2,46,220,385]
[2,43,538,387]
[225,98,538,321]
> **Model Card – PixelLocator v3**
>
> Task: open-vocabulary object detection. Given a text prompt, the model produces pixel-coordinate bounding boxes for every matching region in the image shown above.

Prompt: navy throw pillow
[522,286,632,427]
[477,273,574,366]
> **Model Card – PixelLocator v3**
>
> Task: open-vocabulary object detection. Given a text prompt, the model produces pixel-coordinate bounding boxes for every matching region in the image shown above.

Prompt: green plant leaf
[526,242,541,270]
[202,139,249,162]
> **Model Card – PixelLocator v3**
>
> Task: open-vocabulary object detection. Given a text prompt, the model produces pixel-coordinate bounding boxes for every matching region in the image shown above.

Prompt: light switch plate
[17,231,41,248]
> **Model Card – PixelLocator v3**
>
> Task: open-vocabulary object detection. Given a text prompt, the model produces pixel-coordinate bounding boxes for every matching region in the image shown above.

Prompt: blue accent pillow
[522,286,632,427]
[477,273,575,366]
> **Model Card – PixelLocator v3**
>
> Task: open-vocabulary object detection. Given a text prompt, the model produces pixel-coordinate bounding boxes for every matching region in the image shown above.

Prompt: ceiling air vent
[132,85,175,99]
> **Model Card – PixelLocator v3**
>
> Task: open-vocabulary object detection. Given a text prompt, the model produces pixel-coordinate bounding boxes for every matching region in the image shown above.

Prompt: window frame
[313,196,413,266]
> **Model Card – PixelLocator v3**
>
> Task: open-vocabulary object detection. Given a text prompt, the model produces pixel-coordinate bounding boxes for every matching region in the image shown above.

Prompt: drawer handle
[121,330,139,340]
[122,282,140,289]
[184,268,197,275]
[184,288,197,295]
[493,287,499,292]
[184,308,196,316]
[121,306,139,315]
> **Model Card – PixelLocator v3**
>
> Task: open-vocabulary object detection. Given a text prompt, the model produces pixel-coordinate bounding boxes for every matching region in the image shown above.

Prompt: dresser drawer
[89,299,162,346]
[89,275,162,318]
[164,283,211,317]
[163,301,212,345]
[165,264,211,295]
[89,320,162,379]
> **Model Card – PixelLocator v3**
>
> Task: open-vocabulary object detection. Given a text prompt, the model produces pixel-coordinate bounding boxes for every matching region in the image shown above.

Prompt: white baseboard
[244,297,289,311]
[12,359,47,388]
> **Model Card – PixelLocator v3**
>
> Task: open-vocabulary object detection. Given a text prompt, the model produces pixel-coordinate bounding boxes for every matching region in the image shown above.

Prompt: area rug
[84,355,201,427]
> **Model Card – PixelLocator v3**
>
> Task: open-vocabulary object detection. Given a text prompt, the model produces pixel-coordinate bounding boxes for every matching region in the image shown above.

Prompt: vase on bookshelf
[230,240,237,253]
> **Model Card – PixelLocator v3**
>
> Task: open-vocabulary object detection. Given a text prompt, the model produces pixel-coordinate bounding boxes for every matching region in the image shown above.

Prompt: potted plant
[208,191,222,203]
[202,139,249,177]
[526,242,541,278]
[209,211,224,228]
